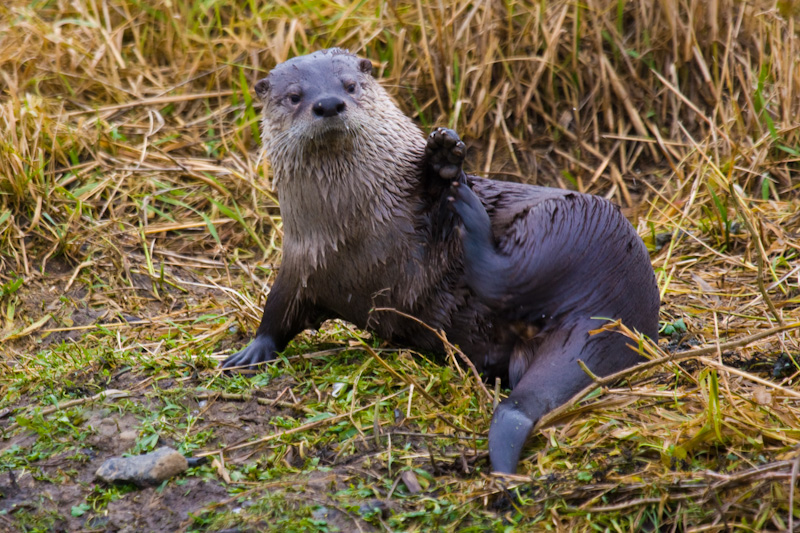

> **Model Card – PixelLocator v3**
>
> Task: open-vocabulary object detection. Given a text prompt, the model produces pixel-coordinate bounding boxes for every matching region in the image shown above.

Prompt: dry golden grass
[1,0,800,530]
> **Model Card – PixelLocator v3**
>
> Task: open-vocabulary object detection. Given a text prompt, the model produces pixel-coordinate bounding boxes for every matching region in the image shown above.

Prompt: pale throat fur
[259,71,432,306]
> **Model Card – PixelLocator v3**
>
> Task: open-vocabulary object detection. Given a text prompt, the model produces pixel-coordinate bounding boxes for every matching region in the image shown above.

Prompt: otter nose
[312,97,346,118]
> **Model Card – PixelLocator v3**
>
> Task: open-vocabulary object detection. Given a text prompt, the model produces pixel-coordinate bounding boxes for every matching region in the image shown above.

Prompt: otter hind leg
[508,335,538,388]
[425,127,512,302]
[489,320,641,474]
[447,180,512,306]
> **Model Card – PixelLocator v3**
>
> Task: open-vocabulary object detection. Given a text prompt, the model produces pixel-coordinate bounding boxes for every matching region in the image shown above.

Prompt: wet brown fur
[225,49,660,473]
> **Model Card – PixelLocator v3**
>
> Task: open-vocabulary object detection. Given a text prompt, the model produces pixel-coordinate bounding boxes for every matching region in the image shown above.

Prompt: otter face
[254,49,374,142]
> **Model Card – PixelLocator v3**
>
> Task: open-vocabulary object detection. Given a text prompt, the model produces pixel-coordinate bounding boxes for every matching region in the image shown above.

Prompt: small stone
[118,431,137,449]
[358,499,387,518]
[95,446,188,487]
[311,506,330,520]
[97,418,118,435]
[400,470,422,494]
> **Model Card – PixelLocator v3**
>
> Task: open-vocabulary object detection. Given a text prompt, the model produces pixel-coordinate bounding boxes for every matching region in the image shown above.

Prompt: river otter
[222,48,660,474]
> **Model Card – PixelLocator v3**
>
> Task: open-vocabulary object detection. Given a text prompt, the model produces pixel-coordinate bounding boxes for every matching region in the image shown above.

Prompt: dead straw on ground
[1,0,800,530]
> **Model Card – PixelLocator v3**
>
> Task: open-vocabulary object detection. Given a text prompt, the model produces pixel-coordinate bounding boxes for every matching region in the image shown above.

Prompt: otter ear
[254,78,270,99]
[358,58,373,75]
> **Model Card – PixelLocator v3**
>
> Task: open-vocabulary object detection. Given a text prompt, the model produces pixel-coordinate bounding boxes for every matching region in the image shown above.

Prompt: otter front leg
[222,271,324,370]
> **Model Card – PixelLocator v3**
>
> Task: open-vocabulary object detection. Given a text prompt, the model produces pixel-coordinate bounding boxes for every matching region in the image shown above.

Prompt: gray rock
[95,446,188,487]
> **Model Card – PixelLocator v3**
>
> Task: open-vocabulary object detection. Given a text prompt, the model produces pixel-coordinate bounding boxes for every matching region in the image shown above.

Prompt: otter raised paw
[425,127,467,182]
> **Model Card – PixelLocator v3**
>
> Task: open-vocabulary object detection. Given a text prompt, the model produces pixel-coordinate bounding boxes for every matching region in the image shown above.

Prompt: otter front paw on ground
[425,127,466,181]
[221,335,277,370]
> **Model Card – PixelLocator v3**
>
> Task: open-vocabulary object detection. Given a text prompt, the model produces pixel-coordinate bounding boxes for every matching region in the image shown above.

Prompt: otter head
[254,48,378,151]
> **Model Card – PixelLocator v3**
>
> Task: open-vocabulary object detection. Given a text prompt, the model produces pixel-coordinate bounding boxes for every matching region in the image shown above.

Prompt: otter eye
[288,94,301,104]
[345,83,357,94]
